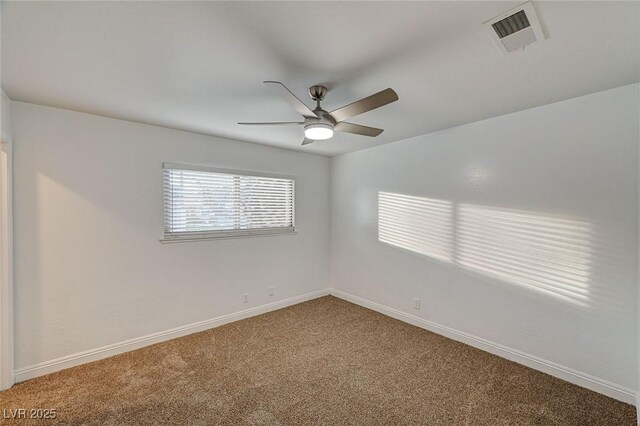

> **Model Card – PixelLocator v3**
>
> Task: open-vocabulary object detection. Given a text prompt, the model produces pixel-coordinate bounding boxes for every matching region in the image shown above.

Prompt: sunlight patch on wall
[378,192,453,262]
[377,192,594,307]
[457,205,593,307]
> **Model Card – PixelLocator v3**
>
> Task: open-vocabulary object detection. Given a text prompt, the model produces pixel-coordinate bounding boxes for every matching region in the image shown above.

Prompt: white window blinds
[163,164,295,240]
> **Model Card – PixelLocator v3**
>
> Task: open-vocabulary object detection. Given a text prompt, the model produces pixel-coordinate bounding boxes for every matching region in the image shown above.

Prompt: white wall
[1,90,11,141]
[11,102,330,369]
[331,84,639,392]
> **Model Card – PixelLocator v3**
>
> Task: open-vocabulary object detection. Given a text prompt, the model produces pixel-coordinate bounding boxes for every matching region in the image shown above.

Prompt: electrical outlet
[268,287,274,296]
[243,293,249,304]
[413,298,420,310]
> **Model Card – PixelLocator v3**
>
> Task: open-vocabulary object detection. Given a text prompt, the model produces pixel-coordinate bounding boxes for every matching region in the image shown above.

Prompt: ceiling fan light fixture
[304,123,334,140]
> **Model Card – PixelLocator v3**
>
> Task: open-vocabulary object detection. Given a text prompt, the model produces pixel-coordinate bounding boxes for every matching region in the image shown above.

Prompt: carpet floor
[0,296,635,425]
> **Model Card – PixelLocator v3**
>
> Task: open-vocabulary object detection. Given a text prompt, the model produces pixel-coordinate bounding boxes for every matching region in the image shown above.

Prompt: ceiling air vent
[484,2,545,55]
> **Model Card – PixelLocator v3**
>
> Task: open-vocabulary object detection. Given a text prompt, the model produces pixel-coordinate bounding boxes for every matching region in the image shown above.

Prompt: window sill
[160,230,297,244]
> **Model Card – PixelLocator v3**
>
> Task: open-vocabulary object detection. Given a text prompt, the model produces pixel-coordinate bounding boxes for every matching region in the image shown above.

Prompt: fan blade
[264,81,317,118]
[301,138,314,146]
[330,88,398,123]
[334,122,383,137]
[238,121,304,126]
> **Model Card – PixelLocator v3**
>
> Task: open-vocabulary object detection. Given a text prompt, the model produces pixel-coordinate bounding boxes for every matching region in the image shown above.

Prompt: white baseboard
[13,287,638,406]
[329,288,636,405]
[14,289,330,383]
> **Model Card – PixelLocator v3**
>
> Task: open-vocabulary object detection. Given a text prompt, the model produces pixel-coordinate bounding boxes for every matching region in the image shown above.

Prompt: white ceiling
[2,1,639,157]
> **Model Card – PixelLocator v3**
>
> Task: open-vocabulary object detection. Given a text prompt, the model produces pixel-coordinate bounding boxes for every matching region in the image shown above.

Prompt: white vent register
[485,2,545,55]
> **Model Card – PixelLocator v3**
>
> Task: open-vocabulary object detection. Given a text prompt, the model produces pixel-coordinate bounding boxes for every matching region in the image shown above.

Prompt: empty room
[0,1,639,425]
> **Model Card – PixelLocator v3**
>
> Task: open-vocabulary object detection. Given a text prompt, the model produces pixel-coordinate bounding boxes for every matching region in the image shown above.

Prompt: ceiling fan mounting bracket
[308,85,328,102]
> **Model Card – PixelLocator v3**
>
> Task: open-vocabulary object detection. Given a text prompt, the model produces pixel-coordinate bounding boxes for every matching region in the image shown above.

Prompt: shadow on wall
[378,192,596,308]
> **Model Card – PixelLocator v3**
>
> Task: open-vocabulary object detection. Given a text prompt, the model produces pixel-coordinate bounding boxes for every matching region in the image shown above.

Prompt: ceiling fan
[238,81,399,146]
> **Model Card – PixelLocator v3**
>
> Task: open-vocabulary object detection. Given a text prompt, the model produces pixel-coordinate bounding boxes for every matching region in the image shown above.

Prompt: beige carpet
[0,296,635,425]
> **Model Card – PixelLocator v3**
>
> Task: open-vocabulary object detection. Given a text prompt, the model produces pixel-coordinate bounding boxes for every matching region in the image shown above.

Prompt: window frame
[161,163,296,243]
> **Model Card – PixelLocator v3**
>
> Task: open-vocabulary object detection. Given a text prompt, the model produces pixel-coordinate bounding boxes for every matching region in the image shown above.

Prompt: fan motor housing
[305,108,335,127]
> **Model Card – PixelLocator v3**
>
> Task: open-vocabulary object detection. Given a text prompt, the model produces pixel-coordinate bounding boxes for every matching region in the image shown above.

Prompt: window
[163,163,295,241]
